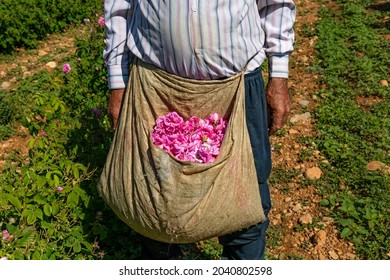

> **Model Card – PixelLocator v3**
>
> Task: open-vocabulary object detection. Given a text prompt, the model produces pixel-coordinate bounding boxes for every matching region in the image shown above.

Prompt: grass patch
[314,0,390,260]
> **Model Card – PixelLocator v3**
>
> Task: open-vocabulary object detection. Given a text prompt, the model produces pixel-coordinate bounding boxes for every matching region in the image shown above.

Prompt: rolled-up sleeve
[103,0,134,89]
[257,0,296,78]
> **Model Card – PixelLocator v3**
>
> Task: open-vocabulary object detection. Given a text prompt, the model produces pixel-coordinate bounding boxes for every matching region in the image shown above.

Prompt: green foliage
[0,0,102,53]
[196,239,223,260]
[268,167,299,193]
[0,91,16,140]
[314,0,390,259]
[0,10,142,260]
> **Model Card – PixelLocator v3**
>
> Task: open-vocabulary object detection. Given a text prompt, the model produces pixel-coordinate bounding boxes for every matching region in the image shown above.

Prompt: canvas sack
[98,60,265,243]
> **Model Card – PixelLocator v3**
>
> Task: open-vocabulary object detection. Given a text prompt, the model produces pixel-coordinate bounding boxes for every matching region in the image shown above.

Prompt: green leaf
[27,212,37,225]
[82,241,93,251]
[339,218,352,227]
[35,208,44,220]
[5,193,22,210]
[67,191,79,207]
[72,165,80,179]
[16,228,35,247]
[357,226,369,235]
[33,194,46,205]
[52,202,60,216]
[40,221,52,229]
[28,138,36,149]
[319,199,329,206]
[6,224,18,235]
[43,203,52,216]
[14,249,25,260]
[341,227,353,238]
[32,250,41,260]
[38,139,44,149]
[73,240,82,253]
[53,174,60,187]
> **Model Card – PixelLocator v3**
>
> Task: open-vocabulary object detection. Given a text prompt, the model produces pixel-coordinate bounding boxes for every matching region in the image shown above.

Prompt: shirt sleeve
[103,0,134,89]
[257,0,296,78]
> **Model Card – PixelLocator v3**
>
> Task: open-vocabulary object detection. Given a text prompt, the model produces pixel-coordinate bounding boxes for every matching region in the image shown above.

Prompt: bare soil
[267,0,357,260]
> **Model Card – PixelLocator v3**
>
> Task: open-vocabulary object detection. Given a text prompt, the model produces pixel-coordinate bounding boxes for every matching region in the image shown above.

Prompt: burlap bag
[98,60,265,243]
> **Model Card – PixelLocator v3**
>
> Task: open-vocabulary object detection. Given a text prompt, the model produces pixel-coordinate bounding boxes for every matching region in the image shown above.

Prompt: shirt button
[192,7,197,12]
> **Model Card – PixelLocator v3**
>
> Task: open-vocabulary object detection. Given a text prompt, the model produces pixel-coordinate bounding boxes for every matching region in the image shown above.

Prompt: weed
[268,167,299,193]
[314,0,390,259]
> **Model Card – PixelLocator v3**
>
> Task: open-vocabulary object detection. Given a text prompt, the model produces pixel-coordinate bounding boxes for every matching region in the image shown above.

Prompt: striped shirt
[103,0,296,89]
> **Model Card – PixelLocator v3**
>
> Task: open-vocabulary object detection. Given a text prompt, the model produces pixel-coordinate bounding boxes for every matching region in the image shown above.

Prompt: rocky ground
[266,0,357,260]
[0,0,359,260]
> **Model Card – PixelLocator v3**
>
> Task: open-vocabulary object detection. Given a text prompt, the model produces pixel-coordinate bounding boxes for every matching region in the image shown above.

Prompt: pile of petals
[152,112,228,163]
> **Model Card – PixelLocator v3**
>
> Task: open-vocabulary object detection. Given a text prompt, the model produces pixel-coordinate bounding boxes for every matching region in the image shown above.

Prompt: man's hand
[107,88,126,130]
[266,78,291,135]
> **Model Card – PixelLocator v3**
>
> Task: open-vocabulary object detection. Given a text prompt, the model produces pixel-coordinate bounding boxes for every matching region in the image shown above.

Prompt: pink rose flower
[62,63,71,74]
[2,230,12,242]
[98,17,105,27]
[152,112,227,163]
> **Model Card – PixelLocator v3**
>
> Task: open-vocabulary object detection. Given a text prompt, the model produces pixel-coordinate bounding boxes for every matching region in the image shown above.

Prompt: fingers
[268,105,290,135]
[107,89,126,130]
[266,78,291,135]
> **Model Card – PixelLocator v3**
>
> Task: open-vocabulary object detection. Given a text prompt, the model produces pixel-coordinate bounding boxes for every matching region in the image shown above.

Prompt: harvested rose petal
[152,112,227,163]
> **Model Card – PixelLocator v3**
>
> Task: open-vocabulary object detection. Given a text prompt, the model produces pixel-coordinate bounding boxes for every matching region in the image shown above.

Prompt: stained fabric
[98,59,265,243]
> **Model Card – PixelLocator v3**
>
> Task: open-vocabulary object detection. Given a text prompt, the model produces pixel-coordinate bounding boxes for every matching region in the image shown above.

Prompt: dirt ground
[0,0,357,260]
[266,0,357,260]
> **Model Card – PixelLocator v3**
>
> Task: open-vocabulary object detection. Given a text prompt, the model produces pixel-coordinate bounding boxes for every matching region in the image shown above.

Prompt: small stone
[290,112,311,123]
[292,203,302,212]
[289,128,299,134]
[346,253,356,260]
[366,161,390,174]
[313,230,327,246]
[39,50,48,56]
[322,217,334,223]
[46,61,57,69]
[319,253,327,260]
[1,81,11,89]
[329,250,339,260]
[299,213,313,224]
[312,95,318,100]
[298,100,310,108]
[305,167,322,180]
[380,80,388,87]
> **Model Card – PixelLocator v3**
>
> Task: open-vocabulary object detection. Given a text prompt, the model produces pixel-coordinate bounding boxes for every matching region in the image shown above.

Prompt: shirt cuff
[107,64,130,89]
[268,55,290,78]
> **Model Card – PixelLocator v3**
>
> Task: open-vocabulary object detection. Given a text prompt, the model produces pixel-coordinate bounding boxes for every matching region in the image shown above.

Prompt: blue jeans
[140,67,272,260]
